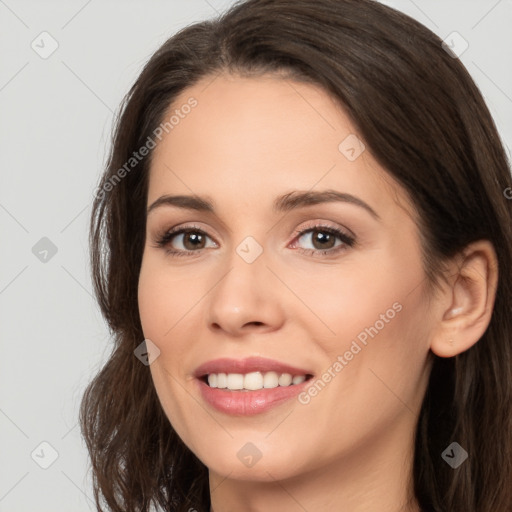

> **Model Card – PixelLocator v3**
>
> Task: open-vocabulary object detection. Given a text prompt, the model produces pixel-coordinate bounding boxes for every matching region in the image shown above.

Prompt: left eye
[292,226,355,254]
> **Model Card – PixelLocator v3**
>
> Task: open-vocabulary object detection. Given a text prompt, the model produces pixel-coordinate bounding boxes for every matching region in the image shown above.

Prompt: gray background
[1,1,511,510]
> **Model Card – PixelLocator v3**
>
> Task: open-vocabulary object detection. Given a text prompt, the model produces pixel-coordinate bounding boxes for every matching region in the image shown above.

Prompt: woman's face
[138,73,436,481]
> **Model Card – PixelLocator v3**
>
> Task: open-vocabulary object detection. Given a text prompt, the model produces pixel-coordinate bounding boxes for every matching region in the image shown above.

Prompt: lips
[193,356,314,379]
[193,356,315,415]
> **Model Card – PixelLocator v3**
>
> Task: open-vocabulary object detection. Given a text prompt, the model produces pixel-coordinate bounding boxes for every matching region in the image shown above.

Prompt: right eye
[154,225,217,257]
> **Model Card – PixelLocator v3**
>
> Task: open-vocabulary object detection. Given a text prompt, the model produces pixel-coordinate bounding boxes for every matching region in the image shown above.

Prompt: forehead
[147,73,413,220]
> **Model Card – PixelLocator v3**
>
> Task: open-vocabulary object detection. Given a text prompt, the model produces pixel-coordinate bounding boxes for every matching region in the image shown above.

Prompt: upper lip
[194,356,314,378]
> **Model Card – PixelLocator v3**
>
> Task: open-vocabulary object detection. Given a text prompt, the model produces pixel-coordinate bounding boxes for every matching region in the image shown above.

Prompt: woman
[80,0,512,510]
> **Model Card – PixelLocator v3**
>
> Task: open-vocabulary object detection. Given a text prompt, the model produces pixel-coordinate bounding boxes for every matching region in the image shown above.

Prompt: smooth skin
[137,73,498,512]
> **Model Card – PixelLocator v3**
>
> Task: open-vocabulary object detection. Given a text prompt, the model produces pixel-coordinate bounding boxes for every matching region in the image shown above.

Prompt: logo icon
[31,441,59,469]
[32,237,58,263]
[236,236,263,264]
[442,32,469,58]
[338,134,366,161]
[31,32,59,59]
[237,442,263,468]
[441,441,468,468]
[134,339,161,366]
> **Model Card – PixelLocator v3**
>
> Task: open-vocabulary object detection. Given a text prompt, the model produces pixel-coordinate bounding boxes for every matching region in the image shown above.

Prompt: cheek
[294,244,432,412]
[315,255,431,418]
[138,258,200,444]
[288,252,422,352]
[138,256,202,346]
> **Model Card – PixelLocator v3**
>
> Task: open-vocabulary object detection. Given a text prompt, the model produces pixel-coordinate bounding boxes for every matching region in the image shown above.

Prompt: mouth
[193,357,315,415]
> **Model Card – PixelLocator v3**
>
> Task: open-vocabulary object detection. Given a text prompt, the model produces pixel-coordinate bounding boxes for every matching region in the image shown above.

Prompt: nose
[206,247,286,337]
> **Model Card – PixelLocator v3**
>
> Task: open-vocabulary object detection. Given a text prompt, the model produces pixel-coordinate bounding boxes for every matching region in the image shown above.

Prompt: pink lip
[193,356,314,416]
[193,356,313,378]
[196,378,312,416]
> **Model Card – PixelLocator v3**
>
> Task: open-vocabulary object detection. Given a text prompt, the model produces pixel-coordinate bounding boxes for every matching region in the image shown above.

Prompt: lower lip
[196,377,312,416]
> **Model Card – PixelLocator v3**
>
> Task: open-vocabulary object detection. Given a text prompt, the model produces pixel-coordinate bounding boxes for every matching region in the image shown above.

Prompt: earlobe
[430,240,498,358]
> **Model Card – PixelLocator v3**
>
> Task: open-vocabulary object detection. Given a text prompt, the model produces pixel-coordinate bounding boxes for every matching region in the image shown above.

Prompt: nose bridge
[206,236,285,334]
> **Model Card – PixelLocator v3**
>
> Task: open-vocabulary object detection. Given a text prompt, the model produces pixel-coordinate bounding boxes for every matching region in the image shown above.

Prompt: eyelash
[153,223,356,258]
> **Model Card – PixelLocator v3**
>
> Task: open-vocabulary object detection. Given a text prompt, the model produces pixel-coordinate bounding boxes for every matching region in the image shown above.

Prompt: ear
[430,240,498,358]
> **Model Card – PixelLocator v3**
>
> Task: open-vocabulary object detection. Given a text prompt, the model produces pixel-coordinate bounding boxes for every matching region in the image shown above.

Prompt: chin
[195,438,309,482]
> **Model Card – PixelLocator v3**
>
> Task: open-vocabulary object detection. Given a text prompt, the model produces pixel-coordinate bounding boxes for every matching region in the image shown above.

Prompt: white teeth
[263,371,279,388]
[206,371,309,391]
[208,373,218,388]
[217,373,227,388]
[278,373,292,386]
[227,373,244,390]
[244,371,263,390]
[292,375,306,385]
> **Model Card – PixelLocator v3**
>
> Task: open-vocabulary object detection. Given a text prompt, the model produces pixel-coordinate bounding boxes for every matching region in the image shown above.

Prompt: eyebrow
[146,189,380,220]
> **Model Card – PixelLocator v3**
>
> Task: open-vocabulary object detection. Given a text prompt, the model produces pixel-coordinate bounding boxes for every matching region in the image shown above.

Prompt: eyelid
[289,220,355,244]
[152,223,217,248]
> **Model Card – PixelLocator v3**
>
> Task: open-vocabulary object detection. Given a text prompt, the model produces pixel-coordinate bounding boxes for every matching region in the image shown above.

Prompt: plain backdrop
[1,1,511,510]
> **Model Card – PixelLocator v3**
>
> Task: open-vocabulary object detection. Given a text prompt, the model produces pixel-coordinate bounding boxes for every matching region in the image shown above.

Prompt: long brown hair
[80,0,512,510]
